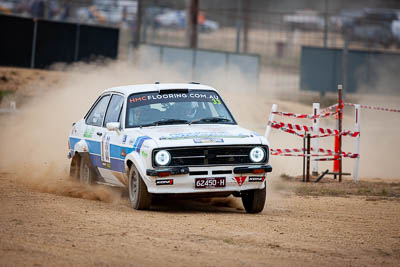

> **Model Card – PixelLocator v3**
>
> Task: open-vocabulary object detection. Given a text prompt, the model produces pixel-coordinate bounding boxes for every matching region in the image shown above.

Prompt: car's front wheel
[128,165,152,210]
[241,185,266,214]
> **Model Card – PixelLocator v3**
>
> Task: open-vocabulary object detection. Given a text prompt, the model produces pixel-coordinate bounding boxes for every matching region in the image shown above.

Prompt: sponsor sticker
[156,179,173,186]
[134,136,151,153]
[193,138,224,144]
[234,176,247,186]
[141,151,148,158]
[128,92,221,106]
[248,176,265,182]
[160,132,250,140]
[102,162,111,169]
[121,148,127,157]
[122,135,127,144]
[101,135,111,163]
[83,127,94,138]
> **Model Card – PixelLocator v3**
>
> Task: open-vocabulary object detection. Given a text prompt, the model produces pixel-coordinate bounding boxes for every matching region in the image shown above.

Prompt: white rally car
[68,83,272,213]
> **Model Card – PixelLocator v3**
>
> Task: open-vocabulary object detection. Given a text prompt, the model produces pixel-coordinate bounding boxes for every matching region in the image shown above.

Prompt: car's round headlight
[249,147,265,163]
[155,150,171,166]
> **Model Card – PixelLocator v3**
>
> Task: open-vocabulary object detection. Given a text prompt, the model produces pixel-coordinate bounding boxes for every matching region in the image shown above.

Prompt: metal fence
[0,14,119,69]
[301,46,400,94]
[3,0,400,94]
[137,0,400,95]
[137,44,260,90]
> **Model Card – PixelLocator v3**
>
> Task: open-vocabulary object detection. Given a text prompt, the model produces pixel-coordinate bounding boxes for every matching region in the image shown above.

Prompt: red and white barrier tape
[270,120,313,132]
[272,111,337,119]
[314,148,334,154]
[270,123,352,139]
[320,103,338,114]
[345,103,400,113]
[270,148,359,158]
[271,148,336,154]
[271,148,305,153]
[269,121,360,138]
[270,125,305,137]
[271,153,337,157]
[342,153,360,158]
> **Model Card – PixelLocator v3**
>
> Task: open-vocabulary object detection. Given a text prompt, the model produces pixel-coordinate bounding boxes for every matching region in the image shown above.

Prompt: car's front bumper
[144,164,272,194]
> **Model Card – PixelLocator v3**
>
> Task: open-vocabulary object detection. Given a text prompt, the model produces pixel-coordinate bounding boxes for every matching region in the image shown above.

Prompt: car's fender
[125,151,151,186]
[73,139,89,153]
[254,133,270,147]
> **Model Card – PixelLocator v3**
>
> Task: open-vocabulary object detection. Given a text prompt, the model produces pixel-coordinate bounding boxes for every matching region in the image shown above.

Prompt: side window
[104,94,124,126]
[86,95,111,127]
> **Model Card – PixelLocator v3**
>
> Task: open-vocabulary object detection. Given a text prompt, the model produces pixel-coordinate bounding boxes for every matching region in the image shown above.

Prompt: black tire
[79,156,95,185]
[241,185,266,214]
[128,165,152,210]
[69,154,80,180]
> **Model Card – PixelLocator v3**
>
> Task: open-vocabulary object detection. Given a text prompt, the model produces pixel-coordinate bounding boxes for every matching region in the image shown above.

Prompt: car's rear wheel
[79,156,95,185]
[69,154,80,180]
[128,165,152,210]
[241,186,266,214]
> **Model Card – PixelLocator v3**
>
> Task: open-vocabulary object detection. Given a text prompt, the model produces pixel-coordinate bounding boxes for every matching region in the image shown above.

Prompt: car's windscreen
[125,90,236,128]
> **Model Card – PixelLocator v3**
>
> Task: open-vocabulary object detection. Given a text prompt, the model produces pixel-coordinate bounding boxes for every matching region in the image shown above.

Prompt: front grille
[153,145,268,167]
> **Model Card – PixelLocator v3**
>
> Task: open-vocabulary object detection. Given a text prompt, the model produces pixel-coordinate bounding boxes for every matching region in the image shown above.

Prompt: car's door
[84,94,111,182]
[98,93,126,186]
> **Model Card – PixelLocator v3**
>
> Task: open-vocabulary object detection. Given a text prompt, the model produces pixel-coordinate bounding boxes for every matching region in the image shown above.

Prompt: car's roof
[102,83,218,95]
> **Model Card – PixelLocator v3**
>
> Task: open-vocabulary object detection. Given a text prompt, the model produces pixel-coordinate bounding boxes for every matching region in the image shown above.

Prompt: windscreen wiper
[153,119,189,125]
[139,119,189,127]
[189,117,232,125]
[139,122,157,128]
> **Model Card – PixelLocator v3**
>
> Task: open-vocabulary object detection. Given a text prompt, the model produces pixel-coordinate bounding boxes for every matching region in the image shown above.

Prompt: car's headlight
[249,147,265,163]
[155,150,171,166]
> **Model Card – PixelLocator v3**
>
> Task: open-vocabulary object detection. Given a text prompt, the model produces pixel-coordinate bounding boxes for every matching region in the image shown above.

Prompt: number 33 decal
[212,98,221,104]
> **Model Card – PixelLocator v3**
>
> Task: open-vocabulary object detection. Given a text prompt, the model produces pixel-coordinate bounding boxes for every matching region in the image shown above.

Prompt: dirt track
[1,172,399,267]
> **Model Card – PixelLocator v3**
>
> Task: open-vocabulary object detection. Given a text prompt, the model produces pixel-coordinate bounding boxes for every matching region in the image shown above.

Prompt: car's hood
[127,124,263,148]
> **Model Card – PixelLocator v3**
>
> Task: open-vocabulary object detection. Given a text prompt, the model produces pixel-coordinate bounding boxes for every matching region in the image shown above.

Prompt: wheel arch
[73,139,89,153]
[126,159,133,176]
[125,152,150,185]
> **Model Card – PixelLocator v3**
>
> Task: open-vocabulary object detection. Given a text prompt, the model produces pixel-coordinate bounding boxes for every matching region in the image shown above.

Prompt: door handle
[97,132,103,136]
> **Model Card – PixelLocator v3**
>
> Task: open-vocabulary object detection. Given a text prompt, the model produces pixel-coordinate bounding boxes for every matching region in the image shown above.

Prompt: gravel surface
[1,173,399,267]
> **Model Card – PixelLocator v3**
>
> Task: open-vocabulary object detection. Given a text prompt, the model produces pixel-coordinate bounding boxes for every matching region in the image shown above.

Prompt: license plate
[195,177,226,189]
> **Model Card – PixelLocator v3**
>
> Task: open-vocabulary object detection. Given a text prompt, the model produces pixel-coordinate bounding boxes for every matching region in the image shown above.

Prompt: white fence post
[10,101,16,111]
[312,103,320,175]
[265,104,277,140]
[353,104,360,181]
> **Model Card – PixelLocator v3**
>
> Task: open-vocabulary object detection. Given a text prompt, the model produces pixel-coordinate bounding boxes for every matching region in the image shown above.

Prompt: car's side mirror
[106,122,121,134]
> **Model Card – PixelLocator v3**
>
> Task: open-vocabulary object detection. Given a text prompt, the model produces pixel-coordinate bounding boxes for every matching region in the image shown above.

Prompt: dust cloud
[17,167,124,204]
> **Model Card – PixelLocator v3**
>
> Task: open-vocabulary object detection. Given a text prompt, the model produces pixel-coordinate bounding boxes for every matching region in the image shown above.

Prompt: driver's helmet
[132,105,151,124]
[177,101,198,119]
